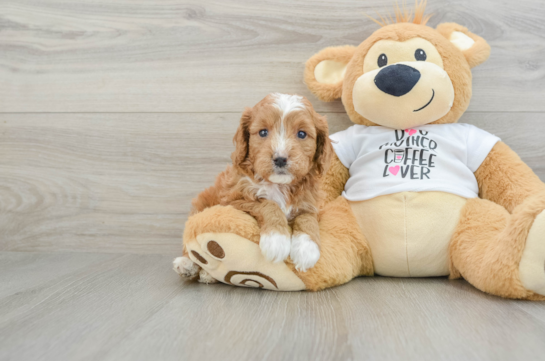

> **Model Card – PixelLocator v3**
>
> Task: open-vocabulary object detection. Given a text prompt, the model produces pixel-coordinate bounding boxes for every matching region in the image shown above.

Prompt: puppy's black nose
[374,64,421,97]
[273,157,287,168]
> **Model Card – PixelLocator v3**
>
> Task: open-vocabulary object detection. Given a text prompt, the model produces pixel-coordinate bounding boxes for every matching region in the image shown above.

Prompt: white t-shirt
[330,123,500,201]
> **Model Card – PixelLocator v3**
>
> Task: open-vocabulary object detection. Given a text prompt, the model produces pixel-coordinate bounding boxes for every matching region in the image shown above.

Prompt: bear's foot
[178,232,306,291]
[519,209,545,296]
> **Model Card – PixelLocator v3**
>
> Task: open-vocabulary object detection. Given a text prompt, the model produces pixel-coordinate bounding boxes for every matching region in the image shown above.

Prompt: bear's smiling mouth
[413,89,435,112]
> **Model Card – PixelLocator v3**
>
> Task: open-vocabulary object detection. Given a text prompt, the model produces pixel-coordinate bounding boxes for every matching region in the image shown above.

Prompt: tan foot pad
[185,232,306,291]
[520,210,545,296]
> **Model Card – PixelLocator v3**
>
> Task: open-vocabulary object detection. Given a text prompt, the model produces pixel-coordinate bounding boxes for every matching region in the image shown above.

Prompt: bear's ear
[304,45,356,102]
[436,23,491,68]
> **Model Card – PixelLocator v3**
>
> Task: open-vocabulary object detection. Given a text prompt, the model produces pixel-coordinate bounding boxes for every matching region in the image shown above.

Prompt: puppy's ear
[311,111,333,177]
[231,107,253,177]
[304,45,356,102]
[436,23,491,68]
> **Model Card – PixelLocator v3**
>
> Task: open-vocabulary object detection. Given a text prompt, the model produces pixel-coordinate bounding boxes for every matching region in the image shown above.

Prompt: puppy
[175,93,333,280]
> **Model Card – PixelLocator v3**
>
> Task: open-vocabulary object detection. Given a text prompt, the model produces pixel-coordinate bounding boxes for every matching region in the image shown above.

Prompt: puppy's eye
[415,49,427,61]
[377,54,388,67]
[259,129,268,137]
[297,131,307,139]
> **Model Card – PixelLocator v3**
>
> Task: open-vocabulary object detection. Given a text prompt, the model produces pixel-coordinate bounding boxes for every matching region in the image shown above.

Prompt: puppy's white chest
[254,182,293,218]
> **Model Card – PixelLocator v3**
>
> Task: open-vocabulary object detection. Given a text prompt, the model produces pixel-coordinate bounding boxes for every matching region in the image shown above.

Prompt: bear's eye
[259,129,268,137]
[415,49,427,61]
[297,131,307,139]
[377,53,388,67]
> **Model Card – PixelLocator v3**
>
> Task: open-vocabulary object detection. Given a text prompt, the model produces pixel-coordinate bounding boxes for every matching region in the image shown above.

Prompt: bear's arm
[474,141,545,212]
[321,152,350,204]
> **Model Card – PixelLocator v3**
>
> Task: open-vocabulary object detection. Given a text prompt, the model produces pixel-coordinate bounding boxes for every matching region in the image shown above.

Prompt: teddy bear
[175,2,545,300]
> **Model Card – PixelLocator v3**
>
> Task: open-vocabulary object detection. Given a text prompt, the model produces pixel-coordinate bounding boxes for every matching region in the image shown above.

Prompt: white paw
[173,256,200,278]
[290,233,320,272]
[198,269,218,284]
[259,232,291,263]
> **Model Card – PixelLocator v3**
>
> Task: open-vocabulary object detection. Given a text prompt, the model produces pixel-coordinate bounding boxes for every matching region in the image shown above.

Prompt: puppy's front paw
[290,233,320,272]
[173,256,200,278]
[259,232,291,263]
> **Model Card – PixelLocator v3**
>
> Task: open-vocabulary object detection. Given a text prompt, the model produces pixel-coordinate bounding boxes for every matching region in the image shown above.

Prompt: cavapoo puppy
[175,93,333,281]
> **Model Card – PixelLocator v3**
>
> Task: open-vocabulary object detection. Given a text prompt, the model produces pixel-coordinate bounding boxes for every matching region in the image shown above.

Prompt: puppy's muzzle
[273,157,288,168]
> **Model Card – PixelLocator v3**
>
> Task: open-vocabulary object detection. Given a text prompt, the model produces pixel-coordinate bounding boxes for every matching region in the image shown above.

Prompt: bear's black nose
[374,64,421,97]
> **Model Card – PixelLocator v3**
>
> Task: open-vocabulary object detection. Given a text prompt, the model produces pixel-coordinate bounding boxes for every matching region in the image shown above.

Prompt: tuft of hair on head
[364,0,432,27]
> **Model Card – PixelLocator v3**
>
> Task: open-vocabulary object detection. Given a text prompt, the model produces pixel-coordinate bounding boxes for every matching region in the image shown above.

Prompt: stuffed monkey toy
[175,3,545,300]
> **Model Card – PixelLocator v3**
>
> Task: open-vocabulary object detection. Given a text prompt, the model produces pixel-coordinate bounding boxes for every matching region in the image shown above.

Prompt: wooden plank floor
[1,252,545,361]
[1,0,545,360]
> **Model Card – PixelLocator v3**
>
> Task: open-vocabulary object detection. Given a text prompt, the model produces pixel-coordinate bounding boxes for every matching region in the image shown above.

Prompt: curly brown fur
[191,93,333,245]
[321,153,350,204]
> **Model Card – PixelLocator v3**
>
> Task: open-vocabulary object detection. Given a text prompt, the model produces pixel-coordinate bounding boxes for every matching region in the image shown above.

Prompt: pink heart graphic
[405,129,417,136]
[389,165,400,176]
